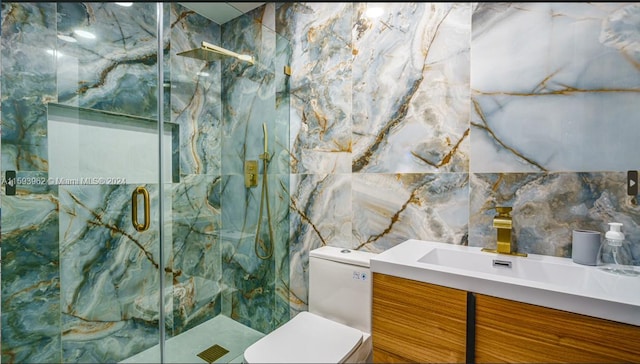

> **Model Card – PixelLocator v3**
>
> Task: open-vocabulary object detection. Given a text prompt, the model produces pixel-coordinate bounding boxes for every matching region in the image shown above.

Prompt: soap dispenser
[596,222,637,276]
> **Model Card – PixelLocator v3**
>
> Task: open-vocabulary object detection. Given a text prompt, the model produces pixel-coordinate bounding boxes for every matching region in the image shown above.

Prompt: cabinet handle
[132,186,150,232]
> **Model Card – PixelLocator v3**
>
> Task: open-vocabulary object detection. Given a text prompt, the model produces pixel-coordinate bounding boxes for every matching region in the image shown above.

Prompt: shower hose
[255,123,274,260]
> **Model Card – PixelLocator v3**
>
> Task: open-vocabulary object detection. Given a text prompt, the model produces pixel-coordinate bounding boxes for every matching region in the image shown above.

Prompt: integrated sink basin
[370,239,640,326]
[417,246,590,288]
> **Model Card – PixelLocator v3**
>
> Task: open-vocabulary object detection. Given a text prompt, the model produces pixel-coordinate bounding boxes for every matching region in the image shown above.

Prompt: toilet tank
[308,246,378,333]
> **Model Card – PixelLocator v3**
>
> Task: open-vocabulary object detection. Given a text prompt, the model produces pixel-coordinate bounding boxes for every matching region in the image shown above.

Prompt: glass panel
[274,24,292,334]
[1,2,290,363]
[152,3,291,363]
[1,2,164,363]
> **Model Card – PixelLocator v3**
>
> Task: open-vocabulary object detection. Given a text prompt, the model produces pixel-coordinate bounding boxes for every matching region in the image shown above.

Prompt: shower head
[176,41,254,65]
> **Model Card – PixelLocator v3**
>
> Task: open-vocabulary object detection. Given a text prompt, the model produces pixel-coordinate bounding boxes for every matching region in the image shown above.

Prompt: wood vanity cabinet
[372,273,467,363]
[474,294,640,363]
[372,274,640,364]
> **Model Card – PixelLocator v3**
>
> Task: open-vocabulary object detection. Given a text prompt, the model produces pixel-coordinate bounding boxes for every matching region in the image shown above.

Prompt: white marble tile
[470,3,640,172]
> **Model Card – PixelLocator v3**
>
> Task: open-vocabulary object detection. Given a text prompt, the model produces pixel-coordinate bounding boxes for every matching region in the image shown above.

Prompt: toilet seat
[243,311,363,363]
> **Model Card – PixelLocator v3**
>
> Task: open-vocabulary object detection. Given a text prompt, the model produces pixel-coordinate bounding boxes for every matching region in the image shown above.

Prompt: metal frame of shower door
[156,2,167,363]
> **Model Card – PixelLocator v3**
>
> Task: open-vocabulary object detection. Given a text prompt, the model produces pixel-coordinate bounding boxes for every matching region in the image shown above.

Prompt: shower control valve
[244,160,258,188]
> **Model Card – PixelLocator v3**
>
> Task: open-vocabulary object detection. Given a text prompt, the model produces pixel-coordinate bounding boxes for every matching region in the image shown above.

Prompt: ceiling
[179,2,265,25]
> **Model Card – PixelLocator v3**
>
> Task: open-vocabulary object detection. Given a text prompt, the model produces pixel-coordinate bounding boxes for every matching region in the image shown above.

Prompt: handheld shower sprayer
[263,123,268,155]
[259,123,270,163]
[255,122,274,260]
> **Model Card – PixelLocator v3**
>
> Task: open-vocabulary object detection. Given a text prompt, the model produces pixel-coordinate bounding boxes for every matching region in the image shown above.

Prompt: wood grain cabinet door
[372,273,467,363]
[475,294,640,363]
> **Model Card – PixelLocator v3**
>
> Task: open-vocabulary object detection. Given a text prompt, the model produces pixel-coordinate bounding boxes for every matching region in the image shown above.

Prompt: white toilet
[243,246,378,363]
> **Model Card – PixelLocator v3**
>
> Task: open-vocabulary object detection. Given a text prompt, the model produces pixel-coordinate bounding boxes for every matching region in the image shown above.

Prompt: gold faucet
[482,206,527,257]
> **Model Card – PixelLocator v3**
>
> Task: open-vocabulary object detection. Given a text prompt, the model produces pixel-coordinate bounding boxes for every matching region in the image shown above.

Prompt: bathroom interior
[1,2,639,363]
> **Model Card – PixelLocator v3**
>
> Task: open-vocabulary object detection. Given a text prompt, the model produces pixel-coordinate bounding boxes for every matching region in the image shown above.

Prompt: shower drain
[197,344,229,363]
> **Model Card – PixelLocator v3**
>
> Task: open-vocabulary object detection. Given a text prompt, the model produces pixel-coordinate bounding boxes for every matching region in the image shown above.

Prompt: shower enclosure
[0,2,291,363]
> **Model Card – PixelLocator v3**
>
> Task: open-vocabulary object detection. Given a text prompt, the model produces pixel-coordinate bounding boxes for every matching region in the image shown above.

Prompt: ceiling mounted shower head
[176,41,254,65]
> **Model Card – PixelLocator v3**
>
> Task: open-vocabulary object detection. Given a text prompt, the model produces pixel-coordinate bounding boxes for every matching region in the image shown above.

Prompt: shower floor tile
[120,315,264,364]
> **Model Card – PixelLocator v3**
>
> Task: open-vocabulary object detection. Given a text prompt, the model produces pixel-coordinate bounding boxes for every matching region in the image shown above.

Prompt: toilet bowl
[243,311,372,363]
[243,246,377,363]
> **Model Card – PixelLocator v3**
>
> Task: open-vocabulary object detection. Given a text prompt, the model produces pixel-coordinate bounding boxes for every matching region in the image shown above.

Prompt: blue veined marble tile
[221,74,276,175]
[0,98,51,147]
[352,3,471,174]
[273,237,290,327]
[1,141,49,173]
[170,3,223,177]
[268,160,292,328]
[57,184,168,362]
[273,29,292,178]
[470,3,640,173]
[61,313,158,364]
[222,4,275,71]
[55,2,159,118]
[287,173,353,314]
[220,12,280,178]
[275,3,354,174]
[171,174,221,279]
[290,173,352,249]
[169,274,222,337]
[170,174,223,335]
[1,3,56,172]
[469,172,639,258]
[173,74,222,177]
[352,172,469,252]
[1,191,61,364]
[219,173,289,333]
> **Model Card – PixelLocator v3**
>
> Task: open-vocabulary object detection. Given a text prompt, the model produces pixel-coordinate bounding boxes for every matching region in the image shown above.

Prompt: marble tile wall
[276,2,640,315]
[2,4,65,363]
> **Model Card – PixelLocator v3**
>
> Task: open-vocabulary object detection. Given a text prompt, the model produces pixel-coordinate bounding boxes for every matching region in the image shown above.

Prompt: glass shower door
[1,2,168,363]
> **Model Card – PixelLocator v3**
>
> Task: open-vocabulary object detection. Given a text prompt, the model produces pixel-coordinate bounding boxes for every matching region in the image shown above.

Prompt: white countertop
[370,239,640,326]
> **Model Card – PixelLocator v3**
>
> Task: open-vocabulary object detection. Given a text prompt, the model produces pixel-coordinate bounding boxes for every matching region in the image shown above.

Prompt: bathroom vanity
[370,239,640,363]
